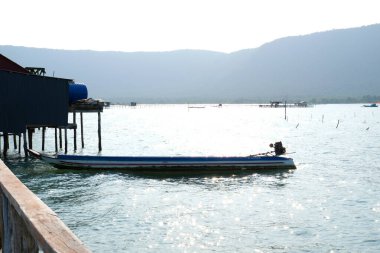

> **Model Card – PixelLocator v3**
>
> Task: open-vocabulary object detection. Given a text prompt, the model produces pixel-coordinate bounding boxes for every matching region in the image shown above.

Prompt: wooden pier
[0,160,91,252]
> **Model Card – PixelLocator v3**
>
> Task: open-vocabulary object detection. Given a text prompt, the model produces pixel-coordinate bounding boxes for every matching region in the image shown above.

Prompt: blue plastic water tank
[69,83,88,104]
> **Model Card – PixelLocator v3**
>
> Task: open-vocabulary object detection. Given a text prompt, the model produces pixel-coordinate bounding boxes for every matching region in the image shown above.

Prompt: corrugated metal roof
[0,54,30,74]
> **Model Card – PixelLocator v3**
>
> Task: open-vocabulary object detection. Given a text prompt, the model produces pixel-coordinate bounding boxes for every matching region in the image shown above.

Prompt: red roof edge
[0,54,30,74]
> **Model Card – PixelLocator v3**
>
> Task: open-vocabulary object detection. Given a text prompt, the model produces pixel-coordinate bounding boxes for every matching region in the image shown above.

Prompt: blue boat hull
[29,150,296,173]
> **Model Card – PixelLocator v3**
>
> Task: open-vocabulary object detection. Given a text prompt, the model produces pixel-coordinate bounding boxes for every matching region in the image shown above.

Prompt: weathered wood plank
[0,160,91,253]
[9,202,38,252]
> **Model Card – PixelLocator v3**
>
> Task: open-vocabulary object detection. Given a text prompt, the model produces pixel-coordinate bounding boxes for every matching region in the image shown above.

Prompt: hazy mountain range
[1,24,380,103]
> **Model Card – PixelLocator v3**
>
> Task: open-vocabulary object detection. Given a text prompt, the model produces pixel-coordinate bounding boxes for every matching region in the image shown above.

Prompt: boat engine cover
[274,142,286,156]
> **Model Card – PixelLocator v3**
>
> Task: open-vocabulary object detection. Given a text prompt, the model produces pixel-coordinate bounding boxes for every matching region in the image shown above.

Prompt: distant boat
[28,142,296,174]
[259,101,311,108]
[188,106,205,109]
[362,103,378,107]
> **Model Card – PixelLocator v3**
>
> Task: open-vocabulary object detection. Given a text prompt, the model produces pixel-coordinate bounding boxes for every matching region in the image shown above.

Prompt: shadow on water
[123,168,295,184]
[142,170,295,190]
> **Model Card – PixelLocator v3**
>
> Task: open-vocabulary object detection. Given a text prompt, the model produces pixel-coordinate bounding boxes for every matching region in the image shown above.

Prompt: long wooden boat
[362,103,378,107]
[28,148,296,173]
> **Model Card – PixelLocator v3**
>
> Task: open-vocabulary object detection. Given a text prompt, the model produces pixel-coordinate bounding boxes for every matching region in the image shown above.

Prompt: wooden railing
[0,160,91,253]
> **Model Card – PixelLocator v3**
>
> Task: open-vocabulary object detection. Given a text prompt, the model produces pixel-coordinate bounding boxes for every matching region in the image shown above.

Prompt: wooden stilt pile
[69,98,104,153]
[15,99,105,156]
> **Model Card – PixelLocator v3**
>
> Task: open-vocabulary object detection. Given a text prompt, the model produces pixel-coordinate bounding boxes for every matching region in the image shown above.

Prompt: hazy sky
[2,0,380,53]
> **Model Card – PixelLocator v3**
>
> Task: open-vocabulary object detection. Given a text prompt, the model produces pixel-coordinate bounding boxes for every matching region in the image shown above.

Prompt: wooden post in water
[284,101,287,120]
[5,133,9,151]
[80,112,84,148]
[23,131,28,157]
[54,128,58,152]
[18,134,21,154]
[28,128,33,149]
[13,135,17,149]
[73,112,77,151]
[98,111,102,152]
[64,127,68,154]
[42,127,46,151]
[59,128,62,149]
[3,133,9,156]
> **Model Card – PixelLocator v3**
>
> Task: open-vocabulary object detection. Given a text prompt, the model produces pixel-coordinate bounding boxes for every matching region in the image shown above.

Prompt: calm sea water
[3,104,380,252]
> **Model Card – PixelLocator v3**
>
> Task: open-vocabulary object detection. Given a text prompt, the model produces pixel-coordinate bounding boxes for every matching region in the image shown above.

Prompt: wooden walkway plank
[0,160,91,253]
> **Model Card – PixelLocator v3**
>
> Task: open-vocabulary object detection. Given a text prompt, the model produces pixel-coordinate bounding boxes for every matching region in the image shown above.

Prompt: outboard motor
[270,142,286,156]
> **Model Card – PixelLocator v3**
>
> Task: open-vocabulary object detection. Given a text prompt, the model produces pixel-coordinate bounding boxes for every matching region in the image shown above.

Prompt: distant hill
[1,24,380,103]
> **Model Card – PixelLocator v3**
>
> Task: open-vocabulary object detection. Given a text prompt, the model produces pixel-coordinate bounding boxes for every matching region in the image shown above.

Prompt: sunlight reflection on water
[4,104,380,252]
